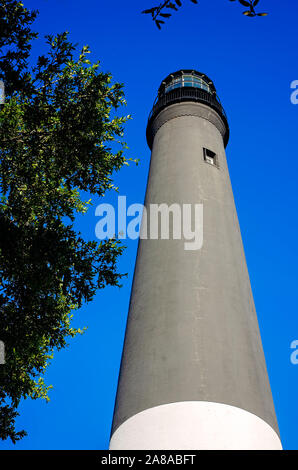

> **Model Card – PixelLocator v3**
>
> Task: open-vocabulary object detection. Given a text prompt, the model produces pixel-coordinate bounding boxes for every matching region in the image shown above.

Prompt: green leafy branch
[142,0,268,29]
[0,0,133,443]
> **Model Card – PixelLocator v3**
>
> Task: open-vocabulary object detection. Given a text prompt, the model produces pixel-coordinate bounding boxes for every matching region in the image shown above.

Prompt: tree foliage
[0,0,132,442]
[142,0,268,29]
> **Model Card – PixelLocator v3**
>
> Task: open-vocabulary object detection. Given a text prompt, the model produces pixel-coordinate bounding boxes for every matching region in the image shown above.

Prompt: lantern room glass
[165,74,211,94]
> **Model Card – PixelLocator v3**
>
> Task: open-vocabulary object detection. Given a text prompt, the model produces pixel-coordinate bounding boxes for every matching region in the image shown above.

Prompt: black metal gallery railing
[146,87,229,148]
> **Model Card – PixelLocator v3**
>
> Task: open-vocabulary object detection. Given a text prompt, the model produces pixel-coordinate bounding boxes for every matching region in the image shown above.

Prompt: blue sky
[1,0,298,450]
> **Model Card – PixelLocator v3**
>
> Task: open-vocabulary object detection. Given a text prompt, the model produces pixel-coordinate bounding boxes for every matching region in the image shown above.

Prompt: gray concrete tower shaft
[110,70,281,450]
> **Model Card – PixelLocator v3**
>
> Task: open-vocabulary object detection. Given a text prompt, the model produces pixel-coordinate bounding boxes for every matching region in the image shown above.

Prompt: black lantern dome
[147,69,229,148]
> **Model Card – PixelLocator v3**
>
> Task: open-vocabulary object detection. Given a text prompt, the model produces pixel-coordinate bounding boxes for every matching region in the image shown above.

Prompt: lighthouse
[109,70,282,450]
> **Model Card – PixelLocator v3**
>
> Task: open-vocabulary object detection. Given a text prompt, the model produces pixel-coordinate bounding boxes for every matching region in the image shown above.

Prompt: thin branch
[142,0,268,29]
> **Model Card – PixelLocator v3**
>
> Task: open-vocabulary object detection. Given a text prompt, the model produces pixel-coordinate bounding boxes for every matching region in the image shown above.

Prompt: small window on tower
[203,148,218,167]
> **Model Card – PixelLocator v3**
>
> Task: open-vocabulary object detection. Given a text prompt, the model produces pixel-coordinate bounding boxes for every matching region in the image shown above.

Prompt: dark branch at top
[142,0,268,29]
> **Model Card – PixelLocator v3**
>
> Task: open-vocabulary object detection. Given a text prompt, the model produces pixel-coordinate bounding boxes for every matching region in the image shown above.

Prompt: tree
[0,0,133,442]
[142,0,268,29]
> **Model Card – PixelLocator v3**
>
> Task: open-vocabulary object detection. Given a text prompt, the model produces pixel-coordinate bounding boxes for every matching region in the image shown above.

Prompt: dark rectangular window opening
[203,148,218,168]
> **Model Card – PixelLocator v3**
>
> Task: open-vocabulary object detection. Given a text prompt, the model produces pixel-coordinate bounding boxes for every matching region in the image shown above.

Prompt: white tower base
[110,401,282,450]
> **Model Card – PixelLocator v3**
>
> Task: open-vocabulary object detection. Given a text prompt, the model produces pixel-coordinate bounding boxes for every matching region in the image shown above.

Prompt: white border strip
[110,401,282,450]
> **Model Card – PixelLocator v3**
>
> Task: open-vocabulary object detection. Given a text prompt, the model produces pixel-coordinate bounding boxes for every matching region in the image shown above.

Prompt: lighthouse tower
[109,70,282,450]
